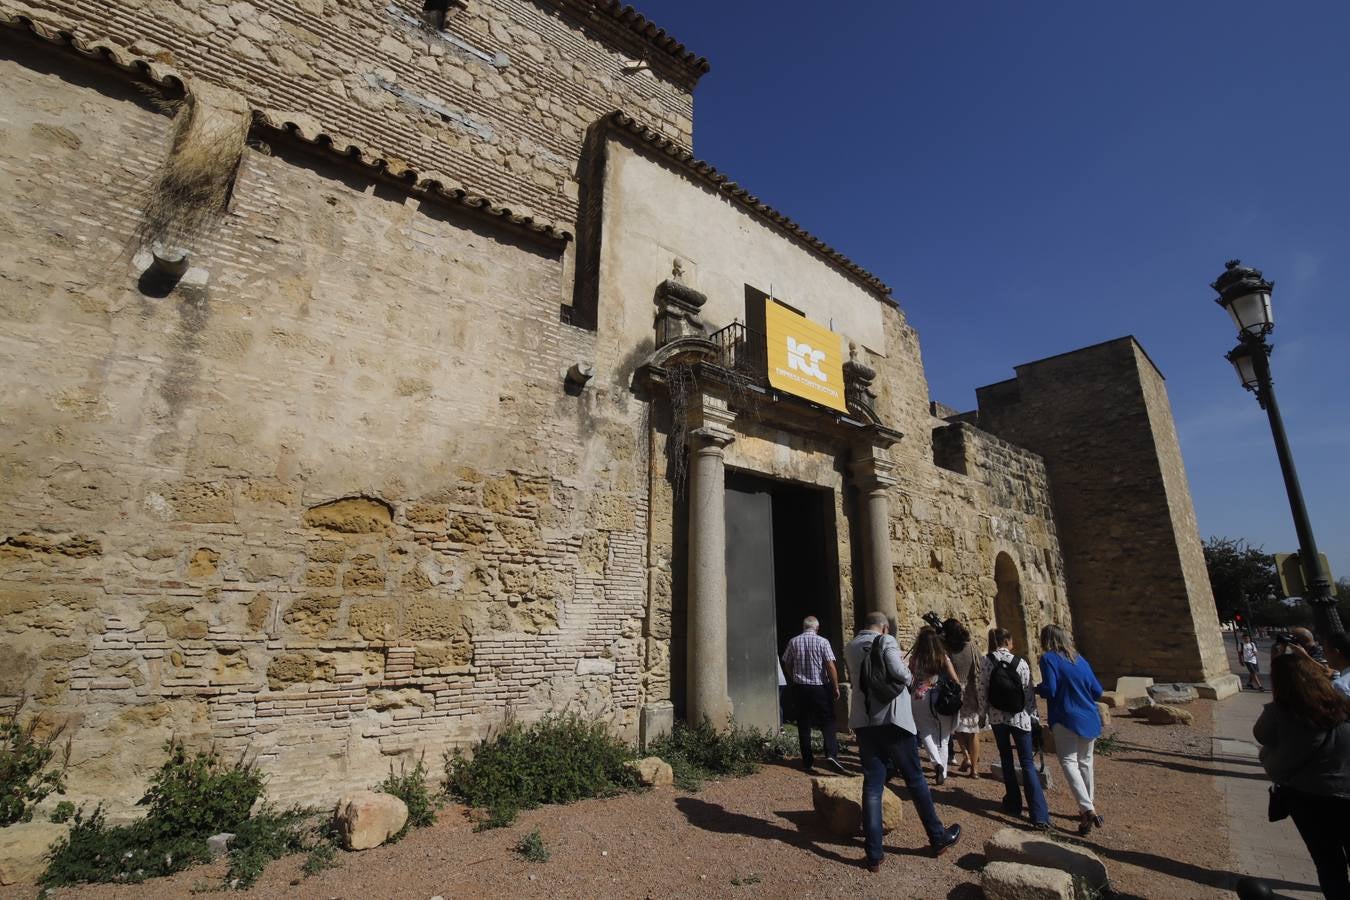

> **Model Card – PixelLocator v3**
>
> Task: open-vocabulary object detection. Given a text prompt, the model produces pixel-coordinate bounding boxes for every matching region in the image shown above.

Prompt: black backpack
[987,653,1026,714]
[929,675,964,717]
[859,633,908,714]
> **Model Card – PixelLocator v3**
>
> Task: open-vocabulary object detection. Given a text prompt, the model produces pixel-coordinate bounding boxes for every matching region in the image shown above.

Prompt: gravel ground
[32,701,1232,900]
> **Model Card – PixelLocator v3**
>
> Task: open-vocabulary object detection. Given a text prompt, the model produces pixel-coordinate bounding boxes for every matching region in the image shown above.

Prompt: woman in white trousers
[1035,624,1105,836]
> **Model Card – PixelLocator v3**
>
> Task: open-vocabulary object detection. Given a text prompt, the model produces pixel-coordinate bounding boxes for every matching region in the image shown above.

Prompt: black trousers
[791,683,839,767]
[1287,786,1350,900]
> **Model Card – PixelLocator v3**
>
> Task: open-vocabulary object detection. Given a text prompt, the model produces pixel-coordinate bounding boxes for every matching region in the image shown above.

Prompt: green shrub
[300,841,338,877]
[42,740,322,891]
[648,720,778,791]
[444,714,638,828]
[1095,732,1121,757]
[377,756,439,840]
[1,704,70,826]
[514,826,549,863]
[49,800,76,824]
[225,804,316,889]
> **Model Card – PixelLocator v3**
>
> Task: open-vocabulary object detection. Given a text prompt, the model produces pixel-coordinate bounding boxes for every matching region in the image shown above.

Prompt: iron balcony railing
[709,322,767,383]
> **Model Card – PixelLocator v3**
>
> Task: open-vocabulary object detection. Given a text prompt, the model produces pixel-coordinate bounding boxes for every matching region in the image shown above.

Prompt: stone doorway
[724,471,841,732]
[994,551,1032,660]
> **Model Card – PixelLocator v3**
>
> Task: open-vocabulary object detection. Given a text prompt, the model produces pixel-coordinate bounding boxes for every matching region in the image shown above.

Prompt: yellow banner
[763,299,847,412]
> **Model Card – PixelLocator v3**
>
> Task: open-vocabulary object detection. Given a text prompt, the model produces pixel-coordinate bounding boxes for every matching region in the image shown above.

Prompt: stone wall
[7,0,696,227]
[0,44,651,811]
[975,337,1229,684]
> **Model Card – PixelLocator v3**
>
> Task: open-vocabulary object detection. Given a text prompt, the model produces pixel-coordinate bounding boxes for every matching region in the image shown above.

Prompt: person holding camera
[1036,623,1105,836]
[942,618,985,777]
[1255,651,1350,899]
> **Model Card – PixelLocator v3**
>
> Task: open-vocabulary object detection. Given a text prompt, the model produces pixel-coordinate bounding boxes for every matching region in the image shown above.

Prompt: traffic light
[1234,613,1245,630]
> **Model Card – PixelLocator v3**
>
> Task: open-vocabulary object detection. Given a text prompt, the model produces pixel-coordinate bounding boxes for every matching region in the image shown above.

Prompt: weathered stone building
[0,0,1233,811]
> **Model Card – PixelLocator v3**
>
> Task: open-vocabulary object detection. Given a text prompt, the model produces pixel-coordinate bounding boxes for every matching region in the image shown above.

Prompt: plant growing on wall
[136,90,251,255]
[0,703,70,827]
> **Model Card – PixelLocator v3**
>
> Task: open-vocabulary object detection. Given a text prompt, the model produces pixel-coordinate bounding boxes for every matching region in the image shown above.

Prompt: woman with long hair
[1036,623,1104,836]
[909,625,961,784]
[983,627,1049,829]
[1255,651,1350,898]
[942,618,984,777]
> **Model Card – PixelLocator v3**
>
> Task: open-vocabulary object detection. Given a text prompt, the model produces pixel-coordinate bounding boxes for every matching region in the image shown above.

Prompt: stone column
[686,403,735,729]
[852,442,899,625]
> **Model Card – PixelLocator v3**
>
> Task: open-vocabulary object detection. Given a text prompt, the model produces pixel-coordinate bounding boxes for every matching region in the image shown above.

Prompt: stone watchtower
[975,337,1236,696]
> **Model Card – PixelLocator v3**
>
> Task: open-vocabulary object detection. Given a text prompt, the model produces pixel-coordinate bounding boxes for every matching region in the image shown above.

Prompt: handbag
[930,675,964,717]
[1268,785,1290,822]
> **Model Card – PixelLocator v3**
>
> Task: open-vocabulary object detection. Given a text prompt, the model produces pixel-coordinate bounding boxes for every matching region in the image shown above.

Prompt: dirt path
[34,703,1234,899]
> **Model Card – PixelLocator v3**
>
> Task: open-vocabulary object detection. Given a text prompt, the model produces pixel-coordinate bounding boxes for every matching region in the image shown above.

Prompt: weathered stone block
[982,861,1075,900]
[1114,676,1154,700]
[627,756,673,787]
[282,594,341,638]
[1195,675,1241,701]
[811,776,902,836]
[985,827,1108,897]
[0,821,68,885]
[303,497,392,534]
[1098,690,1125,709]
[335,790,408,851]
[1142,704,1193,726]
[267,652,334,690]
[1147,683,1198,704]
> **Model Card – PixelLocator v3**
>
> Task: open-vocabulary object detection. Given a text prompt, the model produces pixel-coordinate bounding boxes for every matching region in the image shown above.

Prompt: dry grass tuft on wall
[136,92,250,253]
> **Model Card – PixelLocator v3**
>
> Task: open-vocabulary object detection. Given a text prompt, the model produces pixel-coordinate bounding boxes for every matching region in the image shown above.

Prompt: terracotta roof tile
[601,111,894,301]
[542,0,709,86]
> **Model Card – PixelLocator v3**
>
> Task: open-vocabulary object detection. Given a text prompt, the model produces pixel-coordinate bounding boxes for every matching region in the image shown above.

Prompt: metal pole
[1250,340,1344,637]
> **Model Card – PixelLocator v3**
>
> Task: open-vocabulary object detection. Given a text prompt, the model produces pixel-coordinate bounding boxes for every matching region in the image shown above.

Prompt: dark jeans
[856,724,946,863]
[1287,787,1350,899]
[992,723,1049,824]
[791,683,839,767]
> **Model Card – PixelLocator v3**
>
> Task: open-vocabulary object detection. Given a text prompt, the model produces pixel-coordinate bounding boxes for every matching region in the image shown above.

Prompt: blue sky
[636,0,1350,585]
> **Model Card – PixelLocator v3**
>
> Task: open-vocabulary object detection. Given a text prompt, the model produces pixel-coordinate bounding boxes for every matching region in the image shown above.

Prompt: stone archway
[994,551,1032,659]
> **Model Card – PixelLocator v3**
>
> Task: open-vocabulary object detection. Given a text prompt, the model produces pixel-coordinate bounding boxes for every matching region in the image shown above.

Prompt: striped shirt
[782,631,836,685]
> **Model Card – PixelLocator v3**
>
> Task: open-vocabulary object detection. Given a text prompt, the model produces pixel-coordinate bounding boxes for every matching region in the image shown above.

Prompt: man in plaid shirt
[782,616,846,774]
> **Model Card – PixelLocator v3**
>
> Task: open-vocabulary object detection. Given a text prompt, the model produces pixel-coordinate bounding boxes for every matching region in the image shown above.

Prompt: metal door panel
[724,480,779,732]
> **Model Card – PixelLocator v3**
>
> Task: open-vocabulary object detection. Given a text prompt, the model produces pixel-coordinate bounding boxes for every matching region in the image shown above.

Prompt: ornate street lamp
[1211,260,1343,638]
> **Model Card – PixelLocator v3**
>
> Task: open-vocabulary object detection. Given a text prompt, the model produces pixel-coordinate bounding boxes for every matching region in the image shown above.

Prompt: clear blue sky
[636,0,1350,585]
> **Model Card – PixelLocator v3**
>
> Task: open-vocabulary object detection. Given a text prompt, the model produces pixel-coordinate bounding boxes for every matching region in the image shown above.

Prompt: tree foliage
[1203,536,1280,624]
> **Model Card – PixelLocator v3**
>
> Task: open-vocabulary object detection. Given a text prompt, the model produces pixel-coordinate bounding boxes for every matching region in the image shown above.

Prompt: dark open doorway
[724,471,841,732]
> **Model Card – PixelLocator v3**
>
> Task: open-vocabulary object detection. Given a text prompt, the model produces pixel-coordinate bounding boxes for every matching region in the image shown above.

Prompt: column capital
[850,444,897,491]
[690,424,735,450]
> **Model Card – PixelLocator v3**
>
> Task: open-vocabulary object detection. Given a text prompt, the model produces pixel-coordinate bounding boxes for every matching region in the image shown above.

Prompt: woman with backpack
[943,618,985,777]
[1036,623,1105,836]
[983,627,1050,829]
[909,626,961,785]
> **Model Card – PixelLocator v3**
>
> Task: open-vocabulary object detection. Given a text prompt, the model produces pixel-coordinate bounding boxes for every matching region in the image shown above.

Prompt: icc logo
[786,336,827,382]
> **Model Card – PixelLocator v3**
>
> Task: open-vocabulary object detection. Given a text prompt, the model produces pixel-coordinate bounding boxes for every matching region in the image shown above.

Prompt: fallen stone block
[627,756,674,787]
[1114,676,1154,700]
[1098,690,1126,709]
[983,861,1075,900]
[335,790,409,851]
[1147,683,1198,704]
[1143,704,1194,726]
[1125,695,1155,716]
[1195,675,1241,701]
[207,832,234,859]
[985,826,1109,897]
[810,776,902,836]
[0,821,68,885]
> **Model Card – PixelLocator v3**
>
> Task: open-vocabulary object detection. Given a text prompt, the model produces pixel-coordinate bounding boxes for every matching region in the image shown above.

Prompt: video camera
[921,611,943,631]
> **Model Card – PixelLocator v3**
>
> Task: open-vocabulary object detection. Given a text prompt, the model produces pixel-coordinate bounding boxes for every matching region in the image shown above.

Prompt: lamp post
[1210,259,1343,638]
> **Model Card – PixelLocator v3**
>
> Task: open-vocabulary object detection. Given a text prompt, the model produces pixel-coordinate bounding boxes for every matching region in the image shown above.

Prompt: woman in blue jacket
[1036,624,1104,836]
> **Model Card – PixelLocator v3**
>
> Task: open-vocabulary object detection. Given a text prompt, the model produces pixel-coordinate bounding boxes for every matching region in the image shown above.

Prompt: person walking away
[781,616,846,775]
[1036,623,1104,836]
[1327,633,1350,699]
[943,618,985,777]
[1241,633,1265,691]
[983,628,1050,830]
[846,611,961,871]
[909,626,961,784]
[1255,652,1350,899]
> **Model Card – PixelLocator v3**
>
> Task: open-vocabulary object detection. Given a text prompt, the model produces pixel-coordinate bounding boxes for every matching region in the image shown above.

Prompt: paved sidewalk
[1214,639,1322,899]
